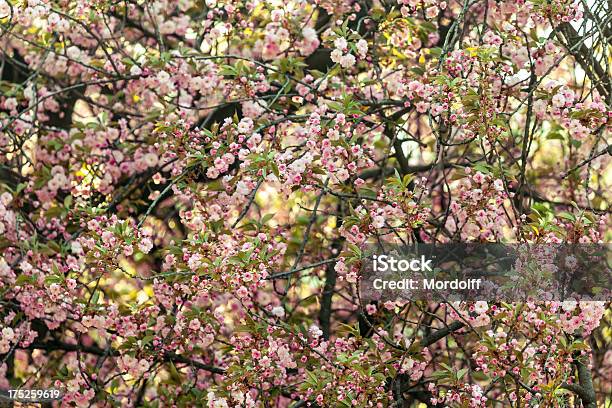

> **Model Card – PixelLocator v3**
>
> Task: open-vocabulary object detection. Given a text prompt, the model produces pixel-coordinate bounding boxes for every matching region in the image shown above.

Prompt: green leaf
[457,367,469,379]
[347,243,362,258]
[91,290,100,305]
[261,213,275,224]
[45,274,64,285]
[558,212,576,222]
[15,274,34,285]
[430,370,449,379]
[547,131,564,140]
[141,335,154,346]
[429,47,442,57]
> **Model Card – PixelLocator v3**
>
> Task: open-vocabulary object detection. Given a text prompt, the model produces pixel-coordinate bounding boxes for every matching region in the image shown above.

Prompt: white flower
[309,324,323,338]
[271,306,285,317]
[334,37,348,51]
[187,254,202,270]
[23,84,35,102]
[562,298,577,312]
[339,53,356,68]
[138,359,150,373]
[66,46,81,60]
[1,327,14,341]
[143,153,159,167]
[235,180,250,196]
[270,9,284,22]
[401,357,415,372]
[330,49,343,64]
[156,70,171,84]
[493,179,504,191]
[372,215,385,229]
[71,241,83,255]
[552,93,566,108]
[356,39,368,57]
[302,27,317,41]
[474,301,488,314]
[0,192,12,206]
[237,118,253,134]
[336,168,349,182]
[130,65,142,76]
[4,98,17,111]
[502,21,515,31]
[138,237,153,254]
[0,1,10,18]
[19,261,33,274]
[206,167,219,179]
[0,259,9,276]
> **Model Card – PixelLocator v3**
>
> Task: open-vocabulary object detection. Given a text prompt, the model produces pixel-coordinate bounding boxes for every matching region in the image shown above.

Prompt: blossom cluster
[0,0,609,406]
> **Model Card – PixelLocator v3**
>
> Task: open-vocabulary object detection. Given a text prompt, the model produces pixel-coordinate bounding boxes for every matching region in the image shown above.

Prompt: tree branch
[26,340,225,375]
[419,321,465,347]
